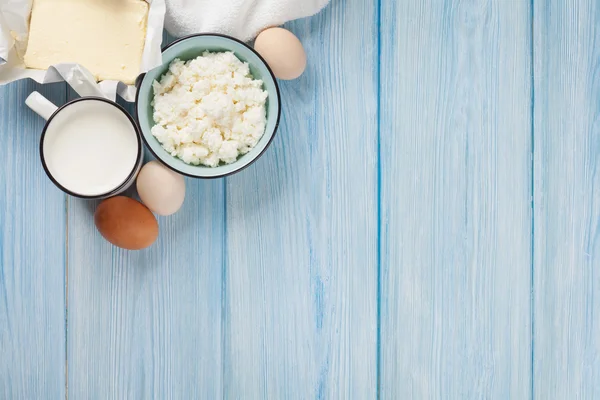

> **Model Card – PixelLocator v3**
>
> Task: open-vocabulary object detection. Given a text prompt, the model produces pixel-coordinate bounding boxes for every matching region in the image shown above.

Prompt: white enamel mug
[26,92,143,199]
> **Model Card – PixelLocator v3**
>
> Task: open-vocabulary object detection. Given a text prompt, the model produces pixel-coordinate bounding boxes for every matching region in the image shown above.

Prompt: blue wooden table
[1,1,599,398]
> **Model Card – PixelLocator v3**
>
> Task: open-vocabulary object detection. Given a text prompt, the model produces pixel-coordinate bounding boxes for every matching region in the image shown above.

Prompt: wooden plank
[0,81,67,398]
[533,1,600,398]
[379,2,532,398]
[222,1,379,398]
[66,97,224,398]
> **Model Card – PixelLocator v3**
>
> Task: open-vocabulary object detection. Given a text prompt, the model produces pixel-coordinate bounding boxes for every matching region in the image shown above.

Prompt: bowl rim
[135,32,282,179]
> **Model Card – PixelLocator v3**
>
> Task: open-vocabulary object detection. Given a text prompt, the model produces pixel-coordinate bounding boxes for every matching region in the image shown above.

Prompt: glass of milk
[25,91,143,199]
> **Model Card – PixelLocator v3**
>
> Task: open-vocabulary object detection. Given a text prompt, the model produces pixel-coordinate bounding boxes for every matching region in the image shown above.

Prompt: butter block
[24,0,149,84]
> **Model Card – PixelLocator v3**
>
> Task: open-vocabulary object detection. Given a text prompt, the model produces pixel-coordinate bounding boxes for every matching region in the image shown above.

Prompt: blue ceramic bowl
[135,34,281,178]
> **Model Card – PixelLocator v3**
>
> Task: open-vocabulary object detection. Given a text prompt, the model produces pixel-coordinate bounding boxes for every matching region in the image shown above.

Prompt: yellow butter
[24,0,149,84]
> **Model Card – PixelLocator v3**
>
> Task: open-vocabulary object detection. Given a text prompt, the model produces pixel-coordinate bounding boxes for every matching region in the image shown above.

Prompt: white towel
[164,0,330,42]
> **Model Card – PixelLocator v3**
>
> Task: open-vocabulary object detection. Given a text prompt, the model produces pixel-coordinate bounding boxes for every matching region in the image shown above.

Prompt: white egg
[136,161,185,216]
[254,27,307,80]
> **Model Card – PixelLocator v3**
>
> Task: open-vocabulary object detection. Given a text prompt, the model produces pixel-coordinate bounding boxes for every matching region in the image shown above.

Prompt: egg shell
[136,161,186,216]
[254,27,307,80]
[94,196,159,250]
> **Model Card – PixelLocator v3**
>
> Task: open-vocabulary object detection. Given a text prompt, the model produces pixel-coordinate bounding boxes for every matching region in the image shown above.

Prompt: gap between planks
[375,0,383,398]
[64,80,69,400]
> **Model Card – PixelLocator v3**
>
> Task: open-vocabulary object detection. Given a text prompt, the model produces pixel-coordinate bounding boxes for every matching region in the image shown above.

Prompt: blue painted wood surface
[1,0,600,398]
[379,2,533,398]
[223,0,378,397]
[0,81,67,399]
[65,91,224,398]
[533,1,600,398]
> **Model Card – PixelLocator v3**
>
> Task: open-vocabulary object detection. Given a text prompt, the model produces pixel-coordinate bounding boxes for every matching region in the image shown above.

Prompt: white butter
[24,0,149,84]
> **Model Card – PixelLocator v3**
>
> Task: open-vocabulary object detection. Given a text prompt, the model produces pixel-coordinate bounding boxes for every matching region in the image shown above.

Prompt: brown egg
[254,27,307,80]
[94,196,158,250]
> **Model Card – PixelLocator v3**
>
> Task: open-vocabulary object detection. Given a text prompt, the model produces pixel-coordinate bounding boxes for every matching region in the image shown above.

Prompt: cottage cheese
[151,52,269,167]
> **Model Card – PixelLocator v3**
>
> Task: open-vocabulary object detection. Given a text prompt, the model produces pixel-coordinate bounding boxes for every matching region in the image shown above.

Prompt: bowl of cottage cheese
[135,34,281,178]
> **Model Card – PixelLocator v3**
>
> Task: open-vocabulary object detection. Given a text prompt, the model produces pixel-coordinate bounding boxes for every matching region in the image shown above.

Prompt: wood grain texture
[222,1,379,398]
[533,1,600,398]
[66,97,224,398]
[11,0,600,397]
[379,2,532,398]
[0,81,66,399]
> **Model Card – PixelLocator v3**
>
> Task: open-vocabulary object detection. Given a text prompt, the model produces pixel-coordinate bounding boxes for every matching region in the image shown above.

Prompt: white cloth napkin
[164,0,330,42]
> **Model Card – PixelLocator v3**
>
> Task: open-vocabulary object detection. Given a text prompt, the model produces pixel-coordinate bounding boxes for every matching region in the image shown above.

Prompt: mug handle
[25,91,58,121]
